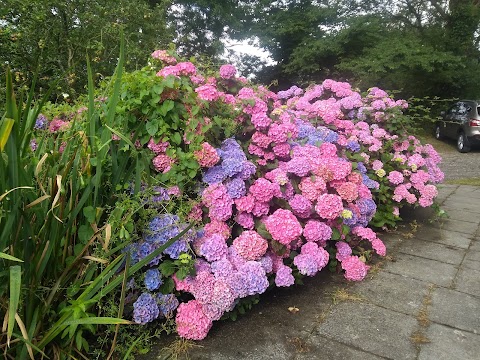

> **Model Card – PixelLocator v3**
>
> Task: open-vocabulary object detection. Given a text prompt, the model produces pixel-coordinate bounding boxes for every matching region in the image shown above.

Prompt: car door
[444,104,459,138]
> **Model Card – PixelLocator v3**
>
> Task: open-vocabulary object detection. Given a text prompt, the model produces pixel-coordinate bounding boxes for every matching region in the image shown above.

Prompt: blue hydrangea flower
[357,198,377,216]
[144,268,163,291]
[357,162,367,173]
[297,121,316,139]
[203,165,227,184]
[346,140,361,152]
[133,293,160,324]
[34,114,48,130]
[362,174,379,189]
[163,239,189,259]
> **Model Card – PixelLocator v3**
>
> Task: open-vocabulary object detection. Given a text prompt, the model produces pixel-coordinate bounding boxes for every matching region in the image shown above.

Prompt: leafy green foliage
[0,0,173,101]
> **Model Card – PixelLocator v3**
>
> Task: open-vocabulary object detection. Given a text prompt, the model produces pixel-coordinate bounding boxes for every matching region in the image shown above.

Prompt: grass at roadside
[445,178,480,186]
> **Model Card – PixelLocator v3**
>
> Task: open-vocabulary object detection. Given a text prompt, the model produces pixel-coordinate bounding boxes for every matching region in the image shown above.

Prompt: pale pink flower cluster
[233,231,268,261]
[151,50,177,65]
[194,142,220,168]
[341,256,370,281]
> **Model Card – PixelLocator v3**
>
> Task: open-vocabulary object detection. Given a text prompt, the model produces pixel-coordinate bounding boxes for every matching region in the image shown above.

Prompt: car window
[457,102,469,115]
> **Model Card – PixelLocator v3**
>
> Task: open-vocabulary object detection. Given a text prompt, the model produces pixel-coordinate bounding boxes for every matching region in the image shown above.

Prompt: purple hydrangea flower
[238,261,269,296]
[225,177,246,199]
[133,293,160,324]
[275,265,295,287]
[238,161,257,180]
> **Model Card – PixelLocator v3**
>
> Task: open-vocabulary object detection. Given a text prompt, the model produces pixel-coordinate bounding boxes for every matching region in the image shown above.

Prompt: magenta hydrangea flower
[315,194,344,219]
[196,84,220,101]
[176,300,213,340]
[235,211,255,229]
[232,230,268,261]
[303,220,332,243]
[264,209,303,246]
[249,178,276,202]
[288,194,313,218]
[235,194,255,213]
[219,64,237,79]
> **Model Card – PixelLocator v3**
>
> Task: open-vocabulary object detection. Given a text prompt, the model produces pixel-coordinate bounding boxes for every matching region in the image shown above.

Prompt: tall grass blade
[0,253,23,262]
[0,118,14,152]
[7,265,21,345]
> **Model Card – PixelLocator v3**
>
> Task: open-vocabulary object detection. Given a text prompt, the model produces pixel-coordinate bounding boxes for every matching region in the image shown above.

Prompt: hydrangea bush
[99,50,446,342]
[32,50,444,343]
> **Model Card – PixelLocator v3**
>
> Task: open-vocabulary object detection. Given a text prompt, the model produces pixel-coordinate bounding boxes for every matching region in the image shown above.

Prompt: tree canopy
[2,0,480,100]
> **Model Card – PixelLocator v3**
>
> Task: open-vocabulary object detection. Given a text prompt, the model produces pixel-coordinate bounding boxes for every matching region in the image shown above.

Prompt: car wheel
[457,132,471,153]
[435,125,442,140]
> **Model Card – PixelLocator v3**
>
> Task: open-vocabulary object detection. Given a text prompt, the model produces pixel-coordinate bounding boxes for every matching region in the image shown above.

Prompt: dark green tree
[0,0,173,100]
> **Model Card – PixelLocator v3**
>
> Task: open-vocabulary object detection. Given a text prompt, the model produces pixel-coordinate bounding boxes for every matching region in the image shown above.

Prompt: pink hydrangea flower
[176,300,212,340]
[195,84,220,101]
[388,171,404,185]
[219,64,237,79]
[264,209,303,246]
[303,220,332,243]
[315,194,344,219]
[152,154,174,173]
[341,256,370,281]
[336,182,358,202]
[194,142,220,167]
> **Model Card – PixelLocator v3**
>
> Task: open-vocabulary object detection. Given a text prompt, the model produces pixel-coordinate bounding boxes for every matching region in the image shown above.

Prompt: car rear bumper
[466,128,480,145]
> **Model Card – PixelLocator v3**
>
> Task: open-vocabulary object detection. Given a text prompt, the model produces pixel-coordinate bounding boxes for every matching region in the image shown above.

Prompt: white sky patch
[223,37,276,66]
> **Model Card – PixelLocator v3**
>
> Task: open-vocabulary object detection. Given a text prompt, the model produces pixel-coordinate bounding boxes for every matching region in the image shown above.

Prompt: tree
[0,0,173,100]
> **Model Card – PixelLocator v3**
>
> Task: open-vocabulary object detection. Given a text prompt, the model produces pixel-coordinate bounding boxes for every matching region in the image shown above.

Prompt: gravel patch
[428,137,480,181]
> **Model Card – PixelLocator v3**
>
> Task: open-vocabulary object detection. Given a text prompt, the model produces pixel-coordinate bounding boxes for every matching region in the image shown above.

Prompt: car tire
[457,132,471,153]
[435,124,443,140]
